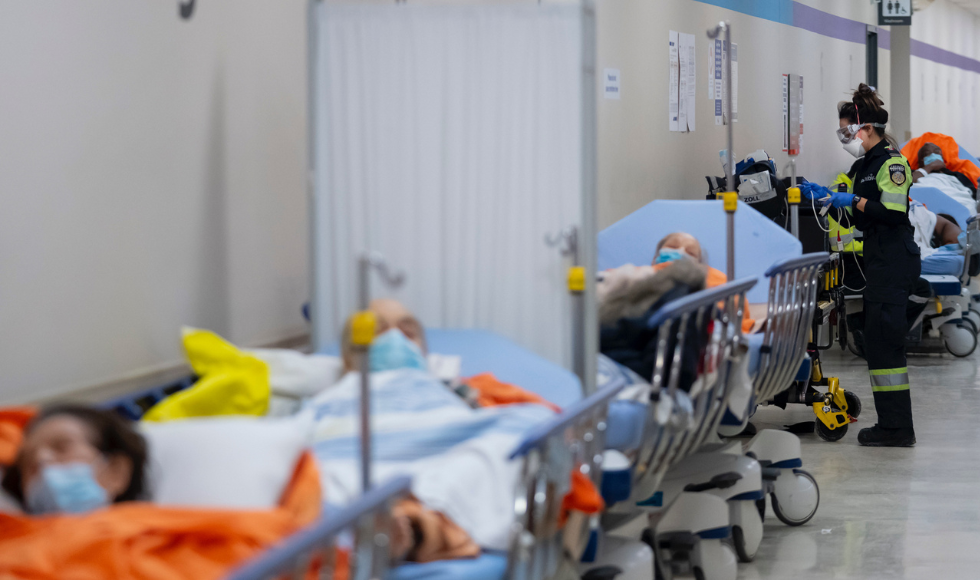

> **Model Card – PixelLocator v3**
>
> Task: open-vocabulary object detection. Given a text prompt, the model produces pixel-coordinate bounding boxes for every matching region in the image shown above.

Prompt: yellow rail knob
[349,311,377,347]
[568,266,586,292]
[788,187,801,204]
[722,191,738,212]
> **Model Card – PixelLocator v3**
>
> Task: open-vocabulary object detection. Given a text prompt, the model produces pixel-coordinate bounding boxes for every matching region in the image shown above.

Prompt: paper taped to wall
[669,30,679,131]
[670,31,695,132]
[604,68,621,100]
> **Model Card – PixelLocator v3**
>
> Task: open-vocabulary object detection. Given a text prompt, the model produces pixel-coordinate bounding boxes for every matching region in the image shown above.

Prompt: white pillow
[248,348,343,397]
[140,412,314,509]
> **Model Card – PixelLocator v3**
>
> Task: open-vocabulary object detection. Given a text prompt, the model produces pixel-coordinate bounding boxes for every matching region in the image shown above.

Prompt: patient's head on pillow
[917,142,946,173]
[1,405,147,514]
[342,298,428,372]
[654,232,704,265]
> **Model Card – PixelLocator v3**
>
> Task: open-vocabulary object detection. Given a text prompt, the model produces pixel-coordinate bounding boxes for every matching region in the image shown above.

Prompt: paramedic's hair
[838,84,897,147]
[1,405,148,504]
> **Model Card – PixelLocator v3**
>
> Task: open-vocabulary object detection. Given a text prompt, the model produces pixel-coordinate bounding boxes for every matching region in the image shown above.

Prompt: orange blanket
[0,413,322,580]
[463,375,604,522]
[463,373,562,412]
[901,132,980,188]
[651,263,756,333]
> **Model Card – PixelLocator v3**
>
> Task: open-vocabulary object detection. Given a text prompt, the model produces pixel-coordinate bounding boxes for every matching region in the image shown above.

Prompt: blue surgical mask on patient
[369,329,427,372]
[26,462,109,515]
[922,153,943,166]
[654,248,690,265]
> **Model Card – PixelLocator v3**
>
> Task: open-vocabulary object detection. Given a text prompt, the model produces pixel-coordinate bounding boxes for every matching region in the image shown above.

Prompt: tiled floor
[742,348,980,579]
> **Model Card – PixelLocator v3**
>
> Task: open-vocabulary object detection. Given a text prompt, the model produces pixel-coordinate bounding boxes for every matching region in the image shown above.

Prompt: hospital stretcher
[836,184,980,357]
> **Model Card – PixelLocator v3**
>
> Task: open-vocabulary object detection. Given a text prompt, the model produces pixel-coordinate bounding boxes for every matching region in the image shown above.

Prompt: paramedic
[1,406,147,513]
[802,84,919,447]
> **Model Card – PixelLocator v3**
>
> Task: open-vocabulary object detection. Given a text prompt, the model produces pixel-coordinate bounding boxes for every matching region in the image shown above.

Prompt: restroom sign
[879,0,911,26]
[604,69,621,100]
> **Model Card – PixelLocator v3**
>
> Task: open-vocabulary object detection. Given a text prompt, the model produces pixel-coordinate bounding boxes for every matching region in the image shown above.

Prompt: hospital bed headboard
[597,200,802,304]
[959,146,980,169]
[910,186,972,229]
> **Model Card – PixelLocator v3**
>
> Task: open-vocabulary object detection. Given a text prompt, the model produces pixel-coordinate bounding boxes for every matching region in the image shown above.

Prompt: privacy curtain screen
[311,2,593,371]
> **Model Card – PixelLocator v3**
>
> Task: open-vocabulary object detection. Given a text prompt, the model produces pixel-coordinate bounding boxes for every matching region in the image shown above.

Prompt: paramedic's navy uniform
[847,141,919,429]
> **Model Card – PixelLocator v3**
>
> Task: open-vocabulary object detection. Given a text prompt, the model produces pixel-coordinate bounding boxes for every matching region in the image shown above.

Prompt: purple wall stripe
[911,38,980,74]
[792,2,866,45]
[692,0,980,75]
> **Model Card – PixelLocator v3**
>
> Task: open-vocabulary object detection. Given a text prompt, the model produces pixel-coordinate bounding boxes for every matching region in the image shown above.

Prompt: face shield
[836,122,886,144]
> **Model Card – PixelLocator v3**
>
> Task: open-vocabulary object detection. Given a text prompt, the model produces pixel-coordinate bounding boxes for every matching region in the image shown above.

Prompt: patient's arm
[934,215,962,246]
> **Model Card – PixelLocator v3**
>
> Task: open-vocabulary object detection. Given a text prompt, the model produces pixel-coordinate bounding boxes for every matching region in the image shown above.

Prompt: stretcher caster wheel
[965,309,980,335]
[771,469,819,527]
[692,539,737,580]
[844,391,862,418]
[815,419,847,442]
[942,322,978,357]
[729,500,763,562]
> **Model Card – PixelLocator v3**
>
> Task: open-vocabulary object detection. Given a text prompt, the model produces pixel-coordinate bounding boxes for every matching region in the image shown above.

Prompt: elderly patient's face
[917,143,946,172]
[369,299,426,354]
[661,232,703,262]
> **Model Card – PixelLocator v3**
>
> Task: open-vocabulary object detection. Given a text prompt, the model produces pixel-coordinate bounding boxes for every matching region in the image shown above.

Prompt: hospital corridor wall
[0,1,311,404]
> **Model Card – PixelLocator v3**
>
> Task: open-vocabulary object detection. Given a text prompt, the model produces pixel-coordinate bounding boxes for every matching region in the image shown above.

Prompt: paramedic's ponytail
[839,83,898,147]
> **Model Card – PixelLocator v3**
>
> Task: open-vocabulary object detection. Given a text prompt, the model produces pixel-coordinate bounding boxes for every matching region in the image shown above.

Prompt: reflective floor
[743,348,980,579]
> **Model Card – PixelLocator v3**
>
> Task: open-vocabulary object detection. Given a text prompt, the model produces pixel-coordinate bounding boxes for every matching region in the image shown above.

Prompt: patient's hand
[924,160,945,174]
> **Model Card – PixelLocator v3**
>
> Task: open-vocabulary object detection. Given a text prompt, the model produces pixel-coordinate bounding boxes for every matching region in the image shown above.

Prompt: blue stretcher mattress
[425,328,582,408]
[597,200,802,304]
[390,552,508,580]
[910,186,972,229]
[922,251,964,276]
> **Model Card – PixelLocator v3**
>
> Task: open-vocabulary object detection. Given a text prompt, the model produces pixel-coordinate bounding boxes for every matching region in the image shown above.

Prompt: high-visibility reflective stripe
[881,192,908,212]
[870,367,910,392]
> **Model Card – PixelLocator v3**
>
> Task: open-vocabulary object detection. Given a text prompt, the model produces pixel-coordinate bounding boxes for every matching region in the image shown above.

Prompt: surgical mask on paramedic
[842,138,866,159]
[922,153,943,167]
[26,462,109,515]
[654,248,693,265]
[369,329,427,372]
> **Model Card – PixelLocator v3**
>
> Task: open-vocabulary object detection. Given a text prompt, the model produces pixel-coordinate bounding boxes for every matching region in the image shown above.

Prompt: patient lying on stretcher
[598,232,757,333]
[0,405,322,579]
[909,142,978,215]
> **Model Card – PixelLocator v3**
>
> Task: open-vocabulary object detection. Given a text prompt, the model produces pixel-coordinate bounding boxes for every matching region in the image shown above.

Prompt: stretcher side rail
[629,279,756,505]
[506,375,628,580]
[755,253,829,403]
[225,476,412,580]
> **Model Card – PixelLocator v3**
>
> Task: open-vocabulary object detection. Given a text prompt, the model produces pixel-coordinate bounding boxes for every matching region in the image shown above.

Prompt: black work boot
[858,424,916,447]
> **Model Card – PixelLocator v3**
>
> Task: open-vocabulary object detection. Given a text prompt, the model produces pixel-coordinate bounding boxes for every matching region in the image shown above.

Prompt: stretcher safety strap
[869,367,910,392]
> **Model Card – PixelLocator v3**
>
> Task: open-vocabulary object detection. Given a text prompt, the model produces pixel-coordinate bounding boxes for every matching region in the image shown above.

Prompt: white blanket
[909,200,938,259]
[915,173,977,215]
[308,368,555,549]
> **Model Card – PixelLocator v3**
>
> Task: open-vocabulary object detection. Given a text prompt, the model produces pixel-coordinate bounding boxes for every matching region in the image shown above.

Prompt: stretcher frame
[622,278,756,505]
[754,253,830,404]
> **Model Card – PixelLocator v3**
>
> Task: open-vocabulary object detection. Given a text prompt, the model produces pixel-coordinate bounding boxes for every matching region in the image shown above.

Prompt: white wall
[909,0,980,154]
[595,0,891,229]
[0,1,309,403]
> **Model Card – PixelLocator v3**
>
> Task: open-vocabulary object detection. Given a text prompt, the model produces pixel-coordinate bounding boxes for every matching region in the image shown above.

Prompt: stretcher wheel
[771,469,819,526]
[943,322,978,357]
[965,309,980,334]
[844,391,862,418]
[963,316,979,336]
[815,420,847,442]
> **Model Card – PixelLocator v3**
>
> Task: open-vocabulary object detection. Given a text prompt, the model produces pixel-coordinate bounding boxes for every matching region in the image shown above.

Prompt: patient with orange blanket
[0,406,322,579]
[0,406,477,577]
[653,232,757,333]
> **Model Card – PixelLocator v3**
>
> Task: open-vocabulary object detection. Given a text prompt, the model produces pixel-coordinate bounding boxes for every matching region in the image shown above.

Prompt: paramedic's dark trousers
[863,299,913,428]
[861,228,919,430]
